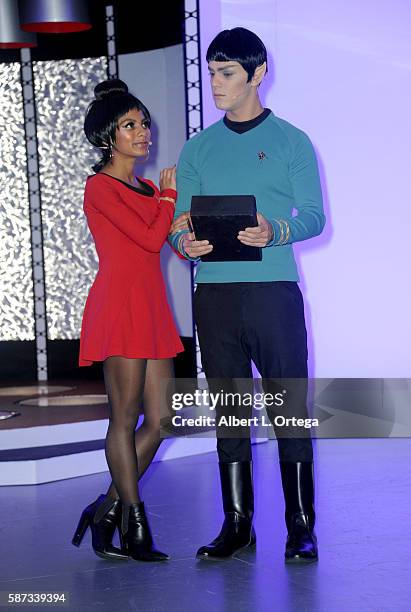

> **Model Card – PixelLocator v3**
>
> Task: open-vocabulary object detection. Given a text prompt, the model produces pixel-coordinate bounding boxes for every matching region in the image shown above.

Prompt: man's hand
[169,211,191,235]
[237,212,273,247]
[169,211,213,258]
[181,233,213,258]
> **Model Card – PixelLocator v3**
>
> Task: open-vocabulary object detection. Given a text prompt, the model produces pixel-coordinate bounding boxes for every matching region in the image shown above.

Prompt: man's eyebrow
[208,64,238,71]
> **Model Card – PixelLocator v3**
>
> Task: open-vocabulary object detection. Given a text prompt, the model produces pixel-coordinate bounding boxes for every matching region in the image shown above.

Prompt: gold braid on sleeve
[275,219,284,245]
[276,219,290,245]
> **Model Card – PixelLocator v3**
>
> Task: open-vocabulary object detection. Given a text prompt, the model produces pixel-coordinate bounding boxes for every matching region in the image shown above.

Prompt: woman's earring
[101,142,112,158]
[143,141,152,160]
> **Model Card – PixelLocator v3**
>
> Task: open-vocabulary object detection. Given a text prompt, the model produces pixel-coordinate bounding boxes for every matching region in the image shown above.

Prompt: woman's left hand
[160,166,177,191]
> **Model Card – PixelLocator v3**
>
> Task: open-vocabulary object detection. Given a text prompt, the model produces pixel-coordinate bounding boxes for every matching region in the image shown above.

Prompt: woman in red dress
[72,79,183,562]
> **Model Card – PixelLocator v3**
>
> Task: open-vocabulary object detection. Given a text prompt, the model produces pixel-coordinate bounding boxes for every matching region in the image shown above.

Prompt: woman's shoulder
[85,173,158,201]
[86,172,127,195]
[86,172,109,186]
[83,173,118,208]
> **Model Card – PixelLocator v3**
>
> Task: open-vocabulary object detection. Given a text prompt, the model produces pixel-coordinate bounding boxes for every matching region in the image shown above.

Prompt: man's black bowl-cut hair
[206,27,267,81]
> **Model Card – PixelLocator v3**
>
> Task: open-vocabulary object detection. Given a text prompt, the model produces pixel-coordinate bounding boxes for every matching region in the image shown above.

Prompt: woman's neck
[101,158,137,184]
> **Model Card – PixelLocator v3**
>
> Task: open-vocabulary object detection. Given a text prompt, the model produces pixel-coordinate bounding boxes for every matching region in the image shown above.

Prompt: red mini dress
[79,172,184,366]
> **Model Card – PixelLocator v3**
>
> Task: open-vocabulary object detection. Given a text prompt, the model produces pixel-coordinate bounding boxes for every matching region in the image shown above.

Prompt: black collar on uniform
[97,173,155,196]
[223,108,272,134]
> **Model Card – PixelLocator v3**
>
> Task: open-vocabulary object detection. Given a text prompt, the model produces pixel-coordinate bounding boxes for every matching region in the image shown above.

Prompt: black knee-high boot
[280,461,318,563]
[196,461,256,560]
[72,494,128,560]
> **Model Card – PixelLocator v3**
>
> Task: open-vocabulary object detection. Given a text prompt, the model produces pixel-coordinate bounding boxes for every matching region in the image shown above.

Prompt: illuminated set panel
[33,57,107,340]
[0,62,34,341]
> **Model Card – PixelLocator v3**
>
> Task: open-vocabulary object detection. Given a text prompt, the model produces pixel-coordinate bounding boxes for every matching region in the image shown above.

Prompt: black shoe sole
[196,541,256,561]
[93,549,130,561]
[285,555,318,564]
[129,555,170,562]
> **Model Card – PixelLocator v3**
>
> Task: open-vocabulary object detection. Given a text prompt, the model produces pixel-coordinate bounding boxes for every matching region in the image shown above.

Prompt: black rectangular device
[190,195,262,262]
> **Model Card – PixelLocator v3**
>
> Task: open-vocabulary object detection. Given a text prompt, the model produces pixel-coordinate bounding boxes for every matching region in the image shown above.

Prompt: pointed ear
[251,62,267,86]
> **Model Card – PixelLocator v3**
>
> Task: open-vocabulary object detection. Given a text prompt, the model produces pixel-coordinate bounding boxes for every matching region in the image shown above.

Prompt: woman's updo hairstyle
[84,78,151,173]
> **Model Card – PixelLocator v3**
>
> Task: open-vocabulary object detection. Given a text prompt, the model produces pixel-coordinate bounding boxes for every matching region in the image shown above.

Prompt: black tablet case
[190,195,262,262]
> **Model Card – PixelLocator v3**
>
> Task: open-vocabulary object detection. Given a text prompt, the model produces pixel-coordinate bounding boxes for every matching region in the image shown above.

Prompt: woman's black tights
[102,356,173,504]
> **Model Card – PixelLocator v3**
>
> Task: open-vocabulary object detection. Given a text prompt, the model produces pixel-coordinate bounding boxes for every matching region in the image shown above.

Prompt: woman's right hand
[159,166,176,191]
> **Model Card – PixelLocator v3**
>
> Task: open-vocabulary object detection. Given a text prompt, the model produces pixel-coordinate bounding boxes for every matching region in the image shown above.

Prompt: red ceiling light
[19,0,92,34]
[0,0,37,48]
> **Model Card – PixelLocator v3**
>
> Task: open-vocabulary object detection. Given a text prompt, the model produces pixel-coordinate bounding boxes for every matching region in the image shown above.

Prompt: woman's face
[112,108,151,159]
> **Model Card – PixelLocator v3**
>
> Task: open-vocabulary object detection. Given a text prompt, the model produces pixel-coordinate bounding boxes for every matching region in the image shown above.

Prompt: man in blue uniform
[169,27,325,563]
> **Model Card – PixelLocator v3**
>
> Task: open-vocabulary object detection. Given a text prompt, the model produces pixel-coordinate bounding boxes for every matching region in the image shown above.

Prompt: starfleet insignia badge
[258,151,267,161]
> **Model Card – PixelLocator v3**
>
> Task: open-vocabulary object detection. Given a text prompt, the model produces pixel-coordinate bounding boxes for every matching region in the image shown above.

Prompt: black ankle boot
[72,494,129,560]
[280,461,318,563]
[196,461,256,560]
[121,502,169,562]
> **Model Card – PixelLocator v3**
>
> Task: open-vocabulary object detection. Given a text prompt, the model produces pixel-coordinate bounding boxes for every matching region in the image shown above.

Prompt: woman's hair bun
[94,79,128,101]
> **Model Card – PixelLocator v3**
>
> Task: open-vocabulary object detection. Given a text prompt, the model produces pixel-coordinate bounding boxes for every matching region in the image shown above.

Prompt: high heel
[72,510,91,546]
[121,501,169,562]
[72,494,129,561]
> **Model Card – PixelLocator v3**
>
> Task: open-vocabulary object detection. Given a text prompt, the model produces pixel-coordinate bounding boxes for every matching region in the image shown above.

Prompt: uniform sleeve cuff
[160,188,177,200]
[266,219,290,246]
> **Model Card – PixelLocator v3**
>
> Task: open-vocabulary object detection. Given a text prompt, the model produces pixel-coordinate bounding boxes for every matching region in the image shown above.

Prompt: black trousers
[194,281,313,463]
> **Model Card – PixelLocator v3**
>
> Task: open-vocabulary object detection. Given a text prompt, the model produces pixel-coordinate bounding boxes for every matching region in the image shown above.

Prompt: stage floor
[0,438,410,611]
[0,380,109,429]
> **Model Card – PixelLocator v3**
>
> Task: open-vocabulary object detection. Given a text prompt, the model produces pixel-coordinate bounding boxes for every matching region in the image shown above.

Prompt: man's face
[208,60,252,112]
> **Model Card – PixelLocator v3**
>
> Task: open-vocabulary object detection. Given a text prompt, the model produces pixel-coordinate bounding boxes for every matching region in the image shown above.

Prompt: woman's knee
[108,401,141,430]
